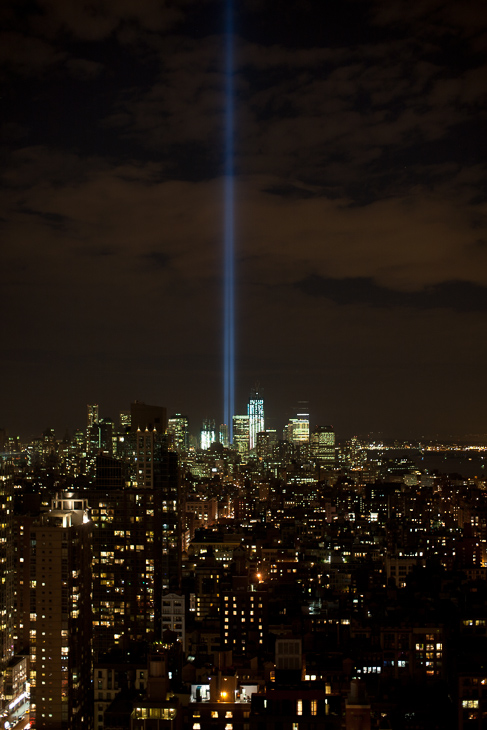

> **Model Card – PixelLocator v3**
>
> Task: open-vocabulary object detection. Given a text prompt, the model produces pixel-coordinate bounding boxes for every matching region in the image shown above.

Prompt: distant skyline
[1,0,487,441]
[4,393,487,445]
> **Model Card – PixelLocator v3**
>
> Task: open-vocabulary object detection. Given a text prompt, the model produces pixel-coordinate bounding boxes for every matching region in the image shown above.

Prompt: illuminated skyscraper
[97,417,114,455]
[248,386,264,452]
[167,414,189,454]
[232,415,249,458]
[200,419,216,451]
[16,495,93,729]
[87,404,99,428]
[219,423,229,448]
[310,426,335,464]
[86,403,100,463]
[119,410,131,430]
[256,429,277,459]
[285,404,310,445]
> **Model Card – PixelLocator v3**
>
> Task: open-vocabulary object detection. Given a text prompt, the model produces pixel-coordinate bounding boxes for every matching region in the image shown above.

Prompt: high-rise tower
[87,404,99,429]
[285,402,310,445]
[248,386,264,452]
[310,426,335,464]
[200,419,216,451]
[130,401,166,434]
[88,421,180,659]
[0,469,14,670]
[167,414,189,454]
[232,415,249,459]
[16,495,93,729]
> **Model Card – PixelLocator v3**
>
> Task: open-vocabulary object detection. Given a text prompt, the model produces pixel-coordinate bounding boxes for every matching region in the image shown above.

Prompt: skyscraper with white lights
[248,386,264,451]
[200,418,216,450]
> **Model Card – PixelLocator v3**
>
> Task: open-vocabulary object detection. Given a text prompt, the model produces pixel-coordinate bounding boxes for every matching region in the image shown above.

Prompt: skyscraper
[232,415,249,458]
[285,403,310,445]
[200,418,216,451]
[136,430,180,593]
[310,426,335,464]
[130,401,166,434]
[248,386,264,452]
[167,414,189,454]
[256,429,277,460]
[0,469,14,670]
[119,410,131,430]
[86,403,101,466]
[16,495,93,729]
[219,423,229,448]
[87,404,99,429]
[89,428,180,659]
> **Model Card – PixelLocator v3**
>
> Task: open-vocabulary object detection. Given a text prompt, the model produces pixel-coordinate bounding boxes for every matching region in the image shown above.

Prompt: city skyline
[3,393,487,447]
[4,384,487,729]
[1,0,487,441]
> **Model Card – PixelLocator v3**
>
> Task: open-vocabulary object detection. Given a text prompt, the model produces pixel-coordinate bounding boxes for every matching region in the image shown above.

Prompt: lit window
[311,700,317,716]
[296,700,302,716]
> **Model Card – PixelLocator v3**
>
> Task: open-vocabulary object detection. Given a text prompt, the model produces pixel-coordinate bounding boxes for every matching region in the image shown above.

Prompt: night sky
[1,0,487,441]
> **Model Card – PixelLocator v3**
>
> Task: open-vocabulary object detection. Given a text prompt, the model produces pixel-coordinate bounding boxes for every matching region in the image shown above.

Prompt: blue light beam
[223,0,235,442]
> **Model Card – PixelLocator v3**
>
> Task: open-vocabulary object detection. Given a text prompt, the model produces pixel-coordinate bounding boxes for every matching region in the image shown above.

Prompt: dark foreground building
[89,433,180,659]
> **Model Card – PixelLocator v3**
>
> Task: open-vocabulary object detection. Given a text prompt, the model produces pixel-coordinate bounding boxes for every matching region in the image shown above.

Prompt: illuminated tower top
[285,403,310,444]
[248,386,264,452]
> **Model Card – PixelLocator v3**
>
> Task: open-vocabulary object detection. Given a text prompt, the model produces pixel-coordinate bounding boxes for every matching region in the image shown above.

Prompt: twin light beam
[223,0,235,442]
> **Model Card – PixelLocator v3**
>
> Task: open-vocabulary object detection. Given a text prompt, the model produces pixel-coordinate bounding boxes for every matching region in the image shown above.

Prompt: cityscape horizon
[3,395,487,448]
[2,396,487,728]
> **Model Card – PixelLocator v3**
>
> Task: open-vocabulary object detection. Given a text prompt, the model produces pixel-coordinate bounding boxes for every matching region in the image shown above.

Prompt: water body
[368,449,487,479]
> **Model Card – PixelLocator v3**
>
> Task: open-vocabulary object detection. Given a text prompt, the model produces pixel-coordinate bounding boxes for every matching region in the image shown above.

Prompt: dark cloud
[1,0,487,438]
[31,0,183,41]
[0,31,65,76]
[66,57,104,78]
[141,251,172,269]
[77,245,119,257]
[19,207,70,230]
[297,275,487,312]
